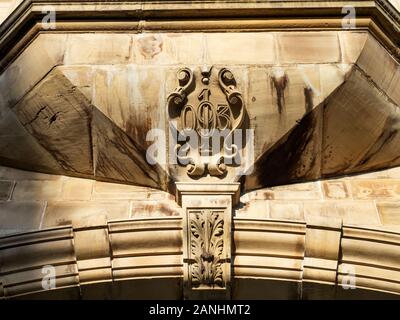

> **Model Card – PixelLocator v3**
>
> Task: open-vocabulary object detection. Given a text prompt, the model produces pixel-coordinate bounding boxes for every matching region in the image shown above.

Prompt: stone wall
[0,0,399,299]
[0,166,181,236]
[239,167,400,229]
[1,165,400,299]
[1,165,400,235]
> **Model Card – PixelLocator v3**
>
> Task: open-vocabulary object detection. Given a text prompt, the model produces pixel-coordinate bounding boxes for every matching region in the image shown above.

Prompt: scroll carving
[167,66,246,178]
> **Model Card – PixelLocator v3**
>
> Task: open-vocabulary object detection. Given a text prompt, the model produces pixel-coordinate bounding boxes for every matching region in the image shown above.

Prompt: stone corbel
[176,182,240,299]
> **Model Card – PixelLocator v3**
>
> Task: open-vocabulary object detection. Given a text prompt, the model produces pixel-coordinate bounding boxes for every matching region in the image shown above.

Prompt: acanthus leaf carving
[189,209,225,289]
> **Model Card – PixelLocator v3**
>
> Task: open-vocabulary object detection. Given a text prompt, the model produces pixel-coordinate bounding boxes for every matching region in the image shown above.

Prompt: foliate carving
[167,66,246,178]
[189,209,225,288]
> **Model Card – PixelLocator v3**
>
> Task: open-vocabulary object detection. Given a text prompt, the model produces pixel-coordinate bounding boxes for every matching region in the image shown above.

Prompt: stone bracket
[176,182,240,299]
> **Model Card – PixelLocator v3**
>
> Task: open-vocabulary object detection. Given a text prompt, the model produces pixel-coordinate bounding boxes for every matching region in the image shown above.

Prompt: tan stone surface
[42,201,130,228]
[0,201,45,235]
[322,181,350,199]
[303,215,341,285]
[0,34,67,108]
[322,68,400,176]
[93,181,163,200]
[135,33,204,65]
[65,34,132,65]
[12,180,62,201]
[130,200,182,218]
[0,105,63,174]
[376,202,400,225]
[13,69,93,175]
[249,182,322,200]
[269,201,304,221]
[339,32,368,63]
[60,66,93,101]
[357,35,400,105]
[0,0,399,300]
[62,178,93,201]
[92,65,166,151]
[236,200,269,218]
[277,32,340,64]
[0,165,62,181]
[92,108,167,188]
[0,227,78,297]
[304,200,381,226]
[350,180,400,199]
[206,33,275,64]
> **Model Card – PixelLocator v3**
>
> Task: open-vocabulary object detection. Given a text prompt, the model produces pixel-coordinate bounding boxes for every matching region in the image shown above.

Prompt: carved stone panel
[189,209,226,289]
[185,208,231,299]
[167,66,246,180]
[176,182,240,300]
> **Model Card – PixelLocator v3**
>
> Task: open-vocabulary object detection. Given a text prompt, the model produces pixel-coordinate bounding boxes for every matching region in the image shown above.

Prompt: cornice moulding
[0,1,399,69]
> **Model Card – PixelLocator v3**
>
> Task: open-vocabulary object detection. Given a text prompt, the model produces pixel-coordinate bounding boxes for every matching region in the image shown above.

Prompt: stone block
[322,68,400,176]
[0,201,45,235]
[0,104,63,175]
[0,34,67,108]
[322,181,350,199]
[60,66,94,101]
[350,180,400,199]
[256,182,322,200]
[338,31,368,63]
[277,32,340,64]
[247,65,321,160]
[42,201,130,228]
[130,200,182,218]
[92,108,167,189]
[319,64,350,100]
[268,201,304,221]
[357,35,400,105]
[0,166,62,181]
[304,200,380,226]
[92,65,167,152]
[206,33,275,64]
[12,180,63,201]
[93,181,150,200]
[74,228,110,260]
[62,178,93,201]
[65,34,132,65]
[14,69,93,175]
[0,180,14,200]
[335,201,380,226]
[386,167,400,179]
[376,202,400,225]
[236,200,269,218]
[134,33,204,65]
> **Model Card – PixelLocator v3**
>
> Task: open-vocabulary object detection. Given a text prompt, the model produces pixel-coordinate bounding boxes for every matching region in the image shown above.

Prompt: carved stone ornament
[167,66,245,178]
[189,209,225,289]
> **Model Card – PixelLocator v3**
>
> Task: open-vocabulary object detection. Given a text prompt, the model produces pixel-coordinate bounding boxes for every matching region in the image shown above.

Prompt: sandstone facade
[0,0,399,299]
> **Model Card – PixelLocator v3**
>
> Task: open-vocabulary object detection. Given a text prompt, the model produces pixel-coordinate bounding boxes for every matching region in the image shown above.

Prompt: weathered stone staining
[167,66,246,179]
[14,70,93,175]
[0,0,399,300]
[0,32,398,188]
[246,64,400,191]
